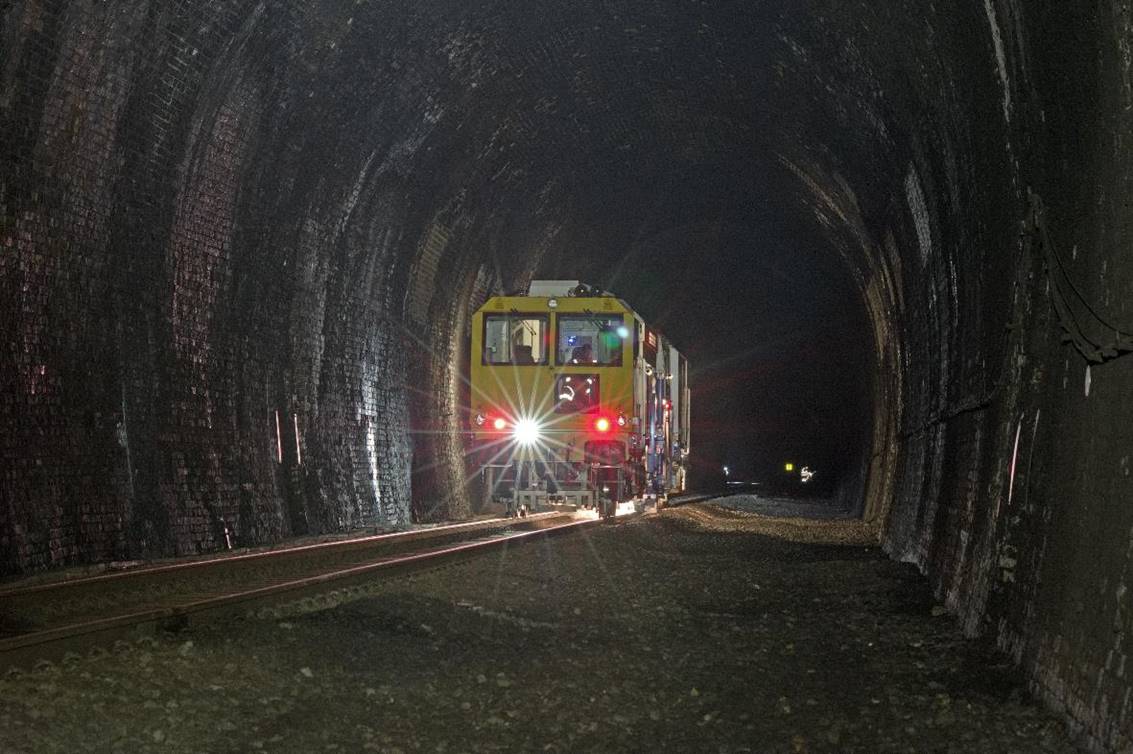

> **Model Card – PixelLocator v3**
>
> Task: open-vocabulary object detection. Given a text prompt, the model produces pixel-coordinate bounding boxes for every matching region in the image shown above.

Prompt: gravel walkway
[0,504,1082,753]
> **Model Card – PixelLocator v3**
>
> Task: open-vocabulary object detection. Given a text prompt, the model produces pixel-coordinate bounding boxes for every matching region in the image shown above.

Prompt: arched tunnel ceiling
[0,0,1040,571]
[0,0,1038,591]
[263,0,951,495]
[4,2,1133,748]
[189,0,926,255]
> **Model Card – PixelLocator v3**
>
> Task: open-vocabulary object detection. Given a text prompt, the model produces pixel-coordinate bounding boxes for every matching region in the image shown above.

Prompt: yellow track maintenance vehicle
[468,281,689,517]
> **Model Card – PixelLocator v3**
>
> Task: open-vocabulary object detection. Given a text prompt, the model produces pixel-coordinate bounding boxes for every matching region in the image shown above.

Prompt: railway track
[0,492,730,671]
[662,491,728,507]
[0,511,608,671]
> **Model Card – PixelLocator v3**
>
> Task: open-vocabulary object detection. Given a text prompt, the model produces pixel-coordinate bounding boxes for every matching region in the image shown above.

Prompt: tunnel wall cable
[1026,190,1133,364]
[896,192,1129,444]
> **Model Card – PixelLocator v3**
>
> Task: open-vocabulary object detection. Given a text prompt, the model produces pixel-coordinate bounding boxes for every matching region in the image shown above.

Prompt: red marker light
[493,417,507,431]
[594,417,611,433]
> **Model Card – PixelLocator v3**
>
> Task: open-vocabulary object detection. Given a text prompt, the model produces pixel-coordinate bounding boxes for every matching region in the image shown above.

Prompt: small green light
[784,463,795,472]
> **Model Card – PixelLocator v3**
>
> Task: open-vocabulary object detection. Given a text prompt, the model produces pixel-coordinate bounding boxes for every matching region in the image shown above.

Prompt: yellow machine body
[468,282,689,515]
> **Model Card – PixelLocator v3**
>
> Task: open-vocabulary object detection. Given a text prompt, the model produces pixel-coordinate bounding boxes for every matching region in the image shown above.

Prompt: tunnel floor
[709,492,860,522]
[0,505,1081,753]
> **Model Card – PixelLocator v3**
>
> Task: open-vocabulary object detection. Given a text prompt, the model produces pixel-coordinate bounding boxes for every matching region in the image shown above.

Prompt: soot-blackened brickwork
[0,0,568,571]
[2,1,1133,749]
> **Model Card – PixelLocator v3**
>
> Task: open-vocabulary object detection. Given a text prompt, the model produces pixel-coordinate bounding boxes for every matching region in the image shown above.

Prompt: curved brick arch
[1,2,1132,747]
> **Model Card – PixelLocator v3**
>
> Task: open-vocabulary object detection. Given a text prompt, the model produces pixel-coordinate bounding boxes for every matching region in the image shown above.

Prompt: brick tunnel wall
[983,5,1133,747]
[1,1,1132,749]
[772,4,1133,748]
[770,4,1133,749]
[0,0,567,568]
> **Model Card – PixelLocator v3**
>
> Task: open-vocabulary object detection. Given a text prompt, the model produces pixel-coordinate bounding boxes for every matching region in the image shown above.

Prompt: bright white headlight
[513,418,542,446]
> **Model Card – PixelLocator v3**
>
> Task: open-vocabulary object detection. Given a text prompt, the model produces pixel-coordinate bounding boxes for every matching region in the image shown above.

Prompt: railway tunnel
[1,1,1131,749]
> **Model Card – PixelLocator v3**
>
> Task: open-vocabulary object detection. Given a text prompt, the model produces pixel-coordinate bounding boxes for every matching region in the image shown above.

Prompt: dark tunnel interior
[541,200,874,500]
[2,1,1133,747]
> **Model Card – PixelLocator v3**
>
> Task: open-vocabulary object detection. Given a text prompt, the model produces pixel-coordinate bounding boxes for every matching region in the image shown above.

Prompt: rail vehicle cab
[468,280,690,517]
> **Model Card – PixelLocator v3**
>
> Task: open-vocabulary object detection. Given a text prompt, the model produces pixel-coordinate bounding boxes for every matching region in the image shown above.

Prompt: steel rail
[660,491,727,507]
[0,514,607,671]
[0,511,568,598]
